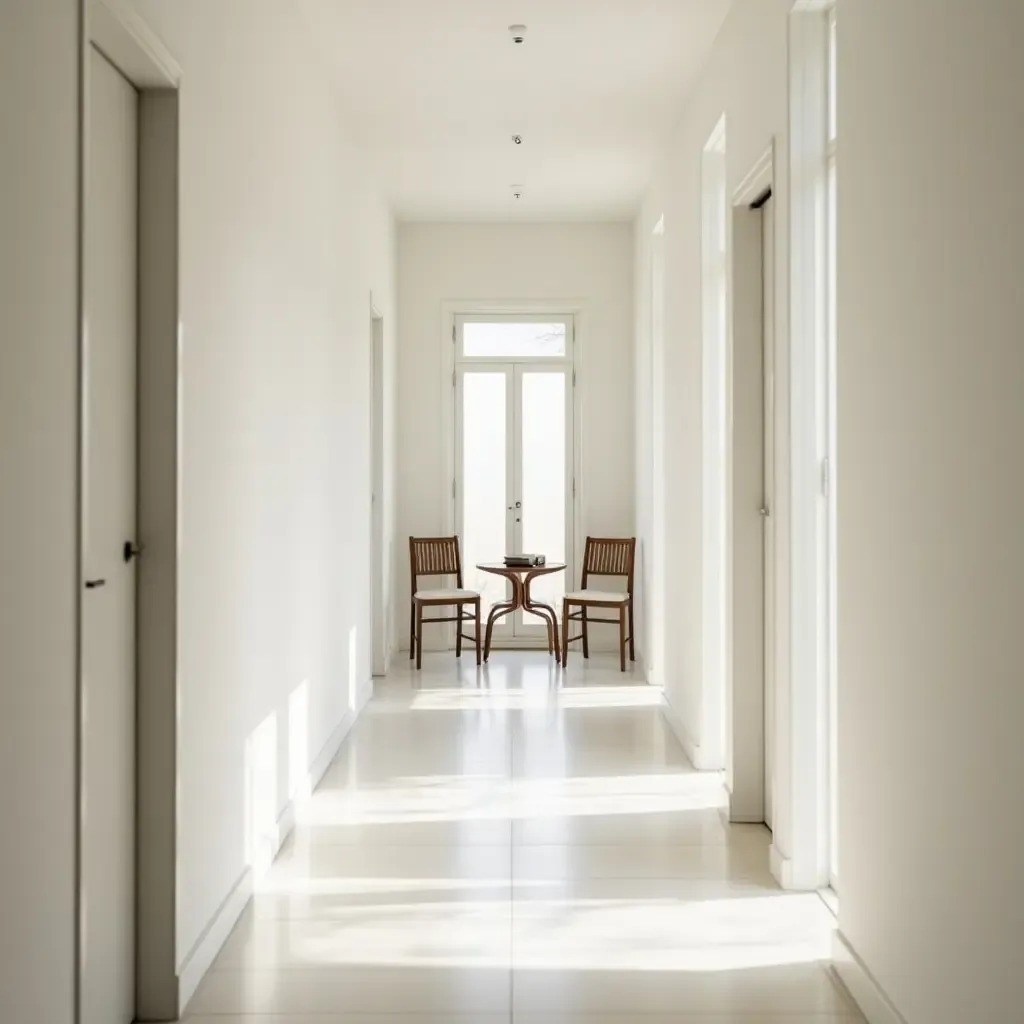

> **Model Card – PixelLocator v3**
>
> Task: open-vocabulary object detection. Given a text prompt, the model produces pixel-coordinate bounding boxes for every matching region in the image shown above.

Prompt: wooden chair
[409,536,481,670]
[561,537,636,672]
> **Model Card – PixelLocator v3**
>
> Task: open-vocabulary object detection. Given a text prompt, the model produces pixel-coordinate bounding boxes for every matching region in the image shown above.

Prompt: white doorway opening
[451,314,577,648]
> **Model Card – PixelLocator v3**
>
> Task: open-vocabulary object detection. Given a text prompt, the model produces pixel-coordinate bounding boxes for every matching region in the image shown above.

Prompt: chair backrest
[409,536,464,591]
[581,536,636,596]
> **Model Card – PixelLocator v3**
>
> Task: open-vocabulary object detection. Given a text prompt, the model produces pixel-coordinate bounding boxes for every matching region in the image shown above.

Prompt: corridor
[184,654,860,1022]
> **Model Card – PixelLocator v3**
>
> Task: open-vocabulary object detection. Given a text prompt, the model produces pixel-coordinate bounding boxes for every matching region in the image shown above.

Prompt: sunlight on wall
[244,711,278,877]
[288,680,310,802]
[348,624,359,711]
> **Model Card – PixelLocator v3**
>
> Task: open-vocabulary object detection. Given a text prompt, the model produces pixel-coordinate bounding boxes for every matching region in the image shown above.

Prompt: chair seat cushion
[415,588,478,602]
[565,589,629,604]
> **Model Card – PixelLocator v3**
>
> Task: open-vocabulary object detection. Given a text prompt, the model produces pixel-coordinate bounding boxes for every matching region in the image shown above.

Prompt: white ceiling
[301,0,733,221]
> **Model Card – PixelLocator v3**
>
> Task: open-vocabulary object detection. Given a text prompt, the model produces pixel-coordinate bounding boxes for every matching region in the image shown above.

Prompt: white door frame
[441,301,584,647]
[780,1,834,892]
[727,142,776,826]
[454,357,574,644]
[369,297,388,676]
[760,192,777,829]
[82,1,182,1019]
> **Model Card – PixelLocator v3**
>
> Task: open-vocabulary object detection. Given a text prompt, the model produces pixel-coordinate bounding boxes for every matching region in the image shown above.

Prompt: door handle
[759,506,771,518]
[85,579,107,590]
[123,541,143,563]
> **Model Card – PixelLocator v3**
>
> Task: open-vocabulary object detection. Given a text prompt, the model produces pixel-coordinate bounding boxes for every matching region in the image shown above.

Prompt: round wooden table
[476,562,566,662]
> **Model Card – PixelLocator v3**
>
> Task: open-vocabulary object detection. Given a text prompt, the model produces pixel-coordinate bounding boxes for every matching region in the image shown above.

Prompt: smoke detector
[509,24,527,44]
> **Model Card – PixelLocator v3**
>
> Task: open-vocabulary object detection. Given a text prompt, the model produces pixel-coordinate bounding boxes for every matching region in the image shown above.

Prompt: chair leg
[582,606,590,659]
[416,604,424,670]
[475,600,482,665]
[409,602,415,660]
[619,606,627,672]
[628,600,636,662]
[562,600,570,667]
[456,606,463,658]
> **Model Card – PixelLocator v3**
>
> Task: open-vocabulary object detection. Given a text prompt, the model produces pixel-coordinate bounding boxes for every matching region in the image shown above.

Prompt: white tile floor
[185,652,861,1023]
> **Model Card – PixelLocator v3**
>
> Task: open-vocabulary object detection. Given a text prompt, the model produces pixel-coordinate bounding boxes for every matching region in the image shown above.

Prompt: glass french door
[454,317,574,646]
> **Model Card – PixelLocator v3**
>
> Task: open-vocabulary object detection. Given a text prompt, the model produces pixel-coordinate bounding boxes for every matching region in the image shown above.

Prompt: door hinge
[821,456,830,498]
[572,368,576,387]
[452,478,456,499]
[452,324,456,343]
[572,476,576,498]
[452,368,456,388]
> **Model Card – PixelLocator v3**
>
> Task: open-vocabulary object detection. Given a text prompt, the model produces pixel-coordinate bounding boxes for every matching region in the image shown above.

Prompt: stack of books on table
[503,554,546,567]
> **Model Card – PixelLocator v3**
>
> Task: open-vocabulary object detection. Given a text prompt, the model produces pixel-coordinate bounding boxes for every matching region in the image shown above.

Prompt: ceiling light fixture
[510,185,524,200]
[512,134,523,145]
[509,24,527,44]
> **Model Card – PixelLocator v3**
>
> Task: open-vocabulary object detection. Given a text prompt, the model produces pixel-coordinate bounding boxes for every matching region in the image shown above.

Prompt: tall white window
[826,5,839,891]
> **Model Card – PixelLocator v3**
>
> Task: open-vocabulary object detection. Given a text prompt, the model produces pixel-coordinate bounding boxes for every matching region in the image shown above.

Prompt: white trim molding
[307,679,374,794]
[772,0,833,892]
[89,0,181,87]
[177,867,253,1012]
[440,299,586,650]
[832,931,909,1024]
[769,844,794,887]
[83,4,184,1021]
[661,694,714,771]
[733,141,774,207]
[177,677,373,1015]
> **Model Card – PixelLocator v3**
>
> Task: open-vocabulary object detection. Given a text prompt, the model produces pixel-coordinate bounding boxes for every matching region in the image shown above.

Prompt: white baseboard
[770,844,793,887]
[273,799,296,855]
[727,806,766,824]
[176,676,374,1016]
[831,930,908,1024]
[660,696,711,769]
[306,678,374,793]
[768,843,830,891]
[177,866,252,1012]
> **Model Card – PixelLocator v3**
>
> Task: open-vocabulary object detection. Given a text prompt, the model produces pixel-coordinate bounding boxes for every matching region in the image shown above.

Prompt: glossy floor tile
[185,651,860,1022]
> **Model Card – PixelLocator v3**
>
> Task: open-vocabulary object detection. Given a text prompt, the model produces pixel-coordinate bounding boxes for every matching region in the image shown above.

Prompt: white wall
[128,0,396,976]
[397,223,634,649]
[0,3,81,1021]
[837,3,1024,1022]
[1,2,396,1015]
[635,0,791,782]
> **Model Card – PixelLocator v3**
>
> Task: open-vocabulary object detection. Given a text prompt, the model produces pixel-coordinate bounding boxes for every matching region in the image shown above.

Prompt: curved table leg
[528,602,560,662]
[523,570,561,663]
[483,576,525,662]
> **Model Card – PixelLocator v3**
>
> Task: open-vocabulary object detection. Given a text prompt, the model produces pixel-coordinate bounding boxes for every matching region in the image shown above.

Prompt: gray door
[80,45,139,1024]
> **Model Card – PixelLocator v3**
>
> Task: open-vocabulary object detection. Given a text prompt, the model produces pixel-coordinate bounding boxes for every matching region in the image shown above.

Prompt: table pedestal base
[483,570,561,663]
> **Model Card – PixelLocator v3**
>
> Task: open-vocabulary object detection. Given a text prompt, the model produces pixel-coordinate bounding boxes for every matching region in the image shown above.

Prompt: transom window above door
[457,314,572,359]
